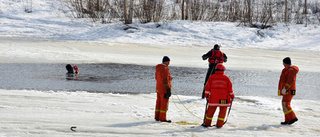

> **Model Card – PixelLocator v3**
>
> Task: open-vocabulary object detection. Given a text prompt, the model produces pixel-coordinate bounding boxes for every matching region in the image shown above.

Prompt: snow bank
[1,0,320,52]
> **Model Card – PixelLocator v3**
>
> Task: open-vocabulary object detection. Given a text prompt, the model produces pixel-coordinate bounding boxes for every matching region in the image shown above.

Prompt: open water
[0,63,319,100]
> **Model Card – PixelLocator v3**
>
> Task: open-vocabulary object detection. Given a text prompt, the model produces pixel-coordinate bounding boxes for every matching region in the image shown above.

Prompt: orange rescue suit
[204,71,234,127]
[278,65,299,96]
[155,63,172,121]
[278,65,299,123]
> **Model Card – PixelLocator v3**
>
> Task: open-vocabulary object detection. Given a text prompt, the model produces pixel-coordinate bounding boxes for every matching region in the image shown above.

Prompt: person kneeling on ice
[66,64,79,74]
[202,63,234,128]
[278,57,299,125]
[154,56,172,123]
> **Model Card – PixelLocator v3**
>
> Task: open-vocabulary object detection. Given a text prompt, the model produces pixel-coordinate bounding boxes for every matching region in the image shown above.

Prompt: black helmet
[214,44,220,50]
[66,64,74,73]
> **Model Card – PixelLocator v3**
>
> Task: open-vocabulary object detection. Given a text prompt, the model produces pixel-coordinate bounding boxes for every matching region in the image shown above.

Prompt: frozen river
[0,63,319,100]
[1,38,319,100]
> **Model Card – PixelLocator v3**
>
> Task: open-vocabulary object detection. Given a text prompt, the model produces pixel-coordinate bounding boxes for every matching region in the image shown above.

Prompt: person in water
[66,64,79,74]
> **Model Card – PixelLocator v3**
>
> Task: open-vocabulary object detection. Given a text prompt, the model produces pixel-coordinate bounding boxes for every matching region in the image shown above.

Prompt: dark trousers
[202,63,217,98]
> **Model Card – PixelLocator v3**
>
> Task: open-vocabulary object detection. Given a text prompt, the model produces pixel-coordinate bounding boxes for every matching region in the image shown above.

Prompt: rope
[170,90,197,111]
[171,87,203,120]
[169,90,201,137]
[170,63,216,121]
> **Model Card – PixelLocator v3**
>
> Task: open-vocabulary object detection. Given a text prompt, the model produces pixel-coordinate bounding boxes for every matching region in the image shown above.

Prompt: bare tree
[129,0,133,23]
[185,0,189,20]
[134,0,164,23]
[227,0,240,22]
[304,0,307,26]
[123,0,133,24]
[62,0,319,25]
[285,0,288,24]
[190,0,207,21]
[259,0,273,28]
[246,0,252,24]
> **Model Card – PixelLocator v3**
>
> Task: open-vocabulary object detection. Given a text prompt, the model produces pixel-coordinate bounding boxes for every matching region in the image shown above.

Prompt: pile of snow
[0,0,320,51]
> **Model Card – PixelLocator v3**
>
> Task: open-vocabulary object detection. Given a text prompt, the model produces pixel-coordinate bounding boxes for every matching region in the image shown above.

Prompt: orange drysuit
[278,65,299,123]
[204,71,234,127]
[155,63,172,121]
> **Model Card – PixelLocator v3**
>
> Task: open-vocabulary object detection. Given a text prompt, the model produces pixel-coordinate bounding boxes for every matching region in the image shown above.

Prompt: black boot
[201,123,208,127]
[201,123,212,128]
[288,118,298,125]
[281,121,289,125]
[160,120,172,123]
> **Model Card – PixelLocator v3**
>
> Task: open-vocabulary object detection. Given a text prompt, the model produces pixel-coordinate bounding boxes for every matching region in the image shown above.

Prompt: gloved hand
[230,98,234,102]
[281,88,287,95]
[202,54,209,60]
[165,88,171,99]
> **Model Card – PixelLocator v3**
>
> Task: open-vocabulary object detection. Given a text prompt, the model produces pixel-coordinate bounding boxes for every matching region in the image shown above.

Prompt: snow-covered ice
[1,89,320,137]
[0,0,320,136]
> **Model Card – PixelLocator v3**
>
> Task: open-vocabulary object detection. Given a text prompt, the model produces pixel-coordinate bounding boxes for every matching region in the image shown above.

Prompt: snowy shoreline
[1,89,319,137]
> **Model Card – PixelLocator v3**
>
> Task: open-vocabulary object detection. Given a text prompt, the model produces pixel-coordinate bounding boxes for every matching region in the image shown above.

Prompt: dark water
[0,63,319,100]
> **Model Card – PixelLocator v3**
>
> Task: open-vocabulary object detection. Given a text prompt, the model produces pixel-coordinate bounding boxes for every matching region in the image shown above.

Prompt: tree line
[62,0,320,27]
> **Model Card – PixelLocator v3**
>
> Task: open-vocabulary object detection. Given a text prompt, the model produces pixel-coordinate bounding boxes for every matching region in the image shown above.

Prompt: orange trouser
[282,95,297,122]
[205,106,227,127]
[155,92,169,121]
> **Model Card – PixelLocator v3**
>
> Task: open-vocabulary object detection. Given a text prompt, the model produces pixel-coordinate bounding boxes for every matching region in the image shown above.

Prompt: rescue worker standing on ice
[202,63,234,128]
[201,44,227,99]
[278,57,299,125]
[155,56,172,123]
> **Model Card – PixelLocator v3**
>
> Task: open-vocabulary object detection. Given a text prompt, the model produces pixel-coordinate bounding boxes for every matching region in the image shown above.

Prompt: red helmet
[73,65,79,74]
[215,63,225,71]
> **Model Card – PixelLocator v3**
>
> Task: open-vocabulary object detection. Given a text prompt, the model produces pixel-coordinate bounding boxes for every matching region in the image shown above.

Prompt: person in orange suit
[202,63,234,128]
[278,57,299,125]
[155,56,172,123]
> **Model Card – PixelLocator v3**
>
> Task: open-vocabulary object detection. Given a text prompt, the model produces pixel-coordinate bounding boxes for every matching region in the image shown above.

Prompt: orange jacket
[278,65,299,96]
[155,64,172,93]
[205,71,234,107]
